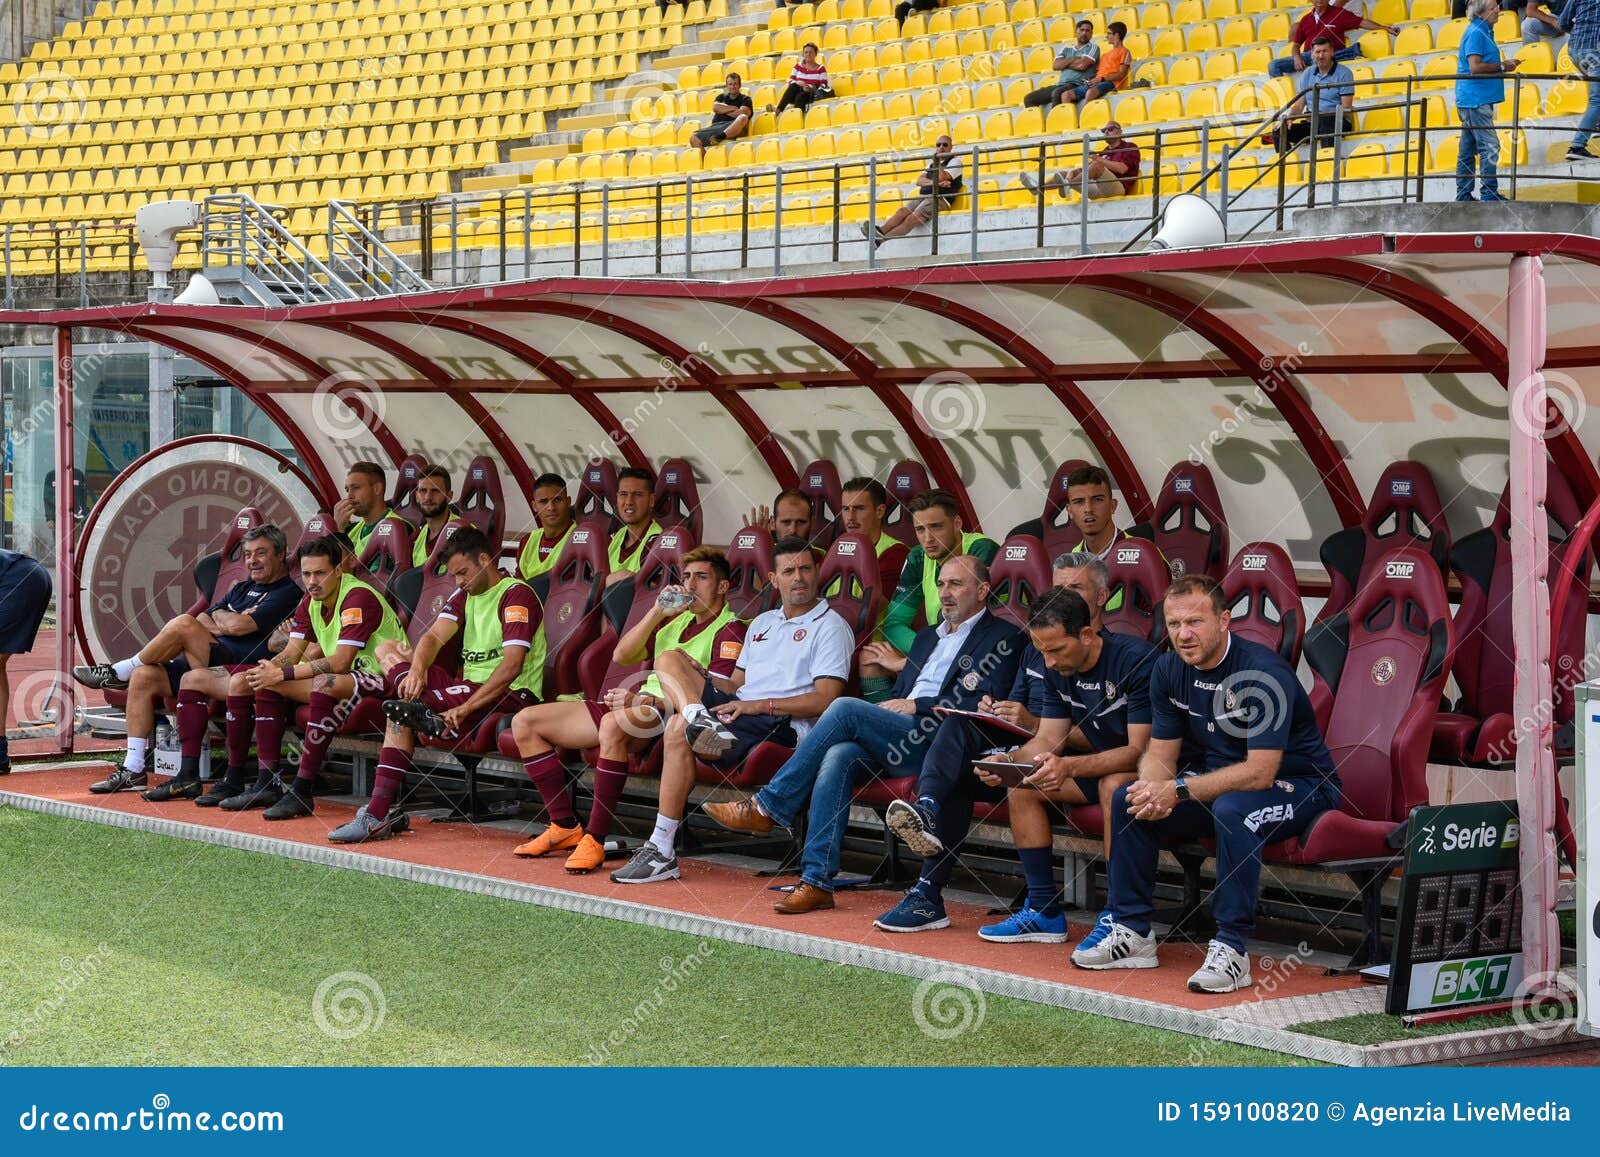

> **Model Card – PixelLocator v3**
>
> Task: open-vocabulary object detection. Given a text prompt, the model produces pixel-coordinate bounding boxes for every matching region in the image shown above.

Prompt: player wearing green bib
[862,488,997,701]
[603,467,661,586]
[221,536,403,820]
[336,461,409,559]
[1061,464,1153,613]
[409,465,459,570]
[833,477,910,637]
[346,527,544,844]
[508,545,747,874]
[517,472,578,582]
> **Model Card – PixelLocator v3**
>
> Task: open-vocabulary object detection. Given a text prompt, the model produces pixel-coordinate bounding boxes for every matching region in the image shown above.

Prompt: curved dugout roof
[17,231,1600,576]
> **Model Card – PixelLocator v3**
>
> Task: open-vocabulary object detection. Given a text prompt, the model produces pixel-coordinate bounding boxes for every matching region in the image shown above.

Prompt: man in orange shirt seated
[1062,21,1131,105]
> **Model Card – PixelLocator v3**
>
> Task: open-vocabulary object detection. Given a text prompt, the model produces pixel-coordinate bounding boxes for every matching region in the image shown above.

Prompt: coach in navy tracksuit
[1073,573,1340,994]
[703,554,1022,921]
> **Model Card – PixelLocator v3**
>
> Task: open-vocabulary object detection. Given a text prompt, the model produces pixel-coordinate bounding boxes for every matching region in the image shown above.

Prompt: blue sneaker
[328,806,410,844]
[872,885,950,933]
[1075,908,1115,953]
[977,906,1069,943]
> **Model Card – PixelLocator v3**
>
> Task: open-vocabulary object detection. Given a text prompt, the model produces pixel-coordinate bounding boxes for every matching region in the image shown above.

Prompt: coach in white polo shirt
[610,536,855,885]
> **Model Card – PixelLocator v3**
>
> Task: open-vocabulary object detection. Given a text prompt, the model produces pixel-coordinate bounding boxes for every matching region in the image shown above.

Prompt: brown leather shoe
[703,796,773,834]
[774,882,835,915]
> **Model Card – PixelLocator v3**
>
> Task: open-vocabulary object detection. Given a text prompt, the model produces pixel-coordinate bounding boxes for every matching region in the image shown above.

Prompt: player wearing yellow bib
[350,527,545,844]
[1062,464,1153,613]
[517,472,578,582]
[509,545,747,873]
[335,461,409,558]
[410,464,458,570]
[221,536,403,819]
[603,467,662,587]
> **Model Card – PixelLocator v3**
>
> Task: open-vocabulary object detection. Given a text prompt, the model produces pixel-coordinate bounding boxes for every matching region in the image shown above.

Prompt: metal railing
[2,70,1595,305]
[198,192,359,305]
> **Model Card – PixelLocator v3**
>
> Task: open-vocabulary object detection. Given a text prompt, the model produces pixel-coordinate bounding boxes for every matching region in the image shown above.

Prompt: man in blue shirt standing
[1562,0,1600,161]
[1072,574,1341,994]
[1456,0,1520,201]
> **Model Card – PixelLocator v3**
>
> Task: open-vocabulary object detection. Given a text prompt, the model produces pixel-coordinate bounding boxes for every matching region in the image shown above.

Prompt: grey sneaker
[1071,922,1159,970]
[1187,939,1252,993]
[1019,171,1040,193]
[682,704,736,760]
[73,664,128,691]
[609,842,680,885]
[328,806,410,844]
[89,764,146,794]
[885,798,942,857]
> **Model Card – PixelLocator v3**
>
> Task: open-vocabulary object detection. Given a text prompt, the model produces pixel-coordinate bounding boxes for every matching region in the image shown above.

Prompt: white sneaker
[683,705,736,759]
[1070,922,1159,970]
[1187,939,1252,993]
[1019,171,1039,193]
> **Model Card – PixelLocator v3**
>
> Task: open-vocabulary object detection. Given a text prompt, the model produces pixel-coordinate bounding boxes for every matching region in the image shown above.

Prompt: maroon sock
[176,689,211,760]
[522,750,575,827]
[254,690,288,778]
[224,694,255,771]
[294,688,342,791]
[369,746,411,821]
[587,757,630,843]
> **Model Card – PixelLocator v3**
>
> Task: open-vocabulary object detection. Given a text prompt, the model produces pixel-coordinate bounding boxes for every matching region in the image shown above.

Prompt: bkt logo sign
[1385,560,1415,579]
[1116,549,1141,564]
[1431,956,1515,1005]
[1241,554,1268,571]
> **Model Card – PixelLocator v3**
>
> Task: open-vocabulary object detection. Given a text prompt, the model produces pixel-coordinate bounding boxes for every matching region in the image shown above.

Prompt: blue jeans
[1456,104,1501,200]
[1107,777,1340,952]
[1573,49,1600,150]
[755,698,934,892]
[1267,45,1360,79]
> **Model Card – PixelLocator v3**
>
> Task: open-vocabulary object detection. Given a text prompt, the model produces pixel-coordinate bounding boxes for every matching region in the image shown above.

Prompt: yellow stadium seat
[1167,55,1202,86]
[1237,44,1272,74]
[1392,24,1432,55]
[1135,58,1166,86]
[1014,105,1044,137]
[1221,17,1253,46]
[1256,13,1290,43]
[1147,91,1183,122]
[1411,0,1449,18]
[974,80,1004,109]
[1044,101,1077,134]
[1186,22,1220,52]
[1436,20,1469,52]
[1515,41,1555,74]
[1204,52,1237,80]
[1151,27,1183,55]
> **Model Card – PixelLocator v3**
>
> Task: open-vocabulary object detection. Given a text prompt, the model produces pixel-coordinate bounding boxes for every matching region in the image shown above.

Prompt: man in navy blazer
[705,555,1023,920]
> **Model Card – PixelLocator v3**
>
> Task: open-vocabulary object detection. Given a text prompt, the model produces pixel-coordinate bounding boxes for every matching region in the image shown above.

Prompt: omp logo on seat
[736,534,758,548]
[664,471,679,484]
[587,471,602,484]
[1384,560,1416,579]
[1241,554,1268,571]
[572,530,591,544]
[807,474,823,486]
[836,541,858,555]
[235,517,251,528]
[1390,479,1414,497]
[1115,548,1141,564]
[1173,477,1193,493]
[1004,546,1029,561]
[894,475,911,488]
[471,467,485,480]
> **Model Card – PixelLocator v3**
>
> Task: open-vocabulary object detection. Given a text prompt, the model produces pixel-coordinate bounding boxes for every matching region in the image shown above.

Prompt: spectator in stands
[604,467,662,586]
[335,461,407,557]
[1019,120,1141,199]
[518,472,578,582]
[743,488,816,547]
[769,42,831,115]
[1267,38,1356,154]
[1022,20,1100,108]
[1267,0,1397,78]
[1523,0,1569,43]
[838,477,910,614]
[610,537,854,885]
[359,528,545,843]
[0,548,52,774]
[1563,0,1599,161]
[508,546,746,873]
[202,535,402,821]
[689,73,754,158]
[1060,21,1132,105]
[974,583,1155,949]
[410,465,457,569]
[896,0,942,30]
[81,525,300,796]
[705,555,1021,920]
[1072,575,1340,993]
[861,489,999,700]
[859,134,963,245]
[1457,0,1519,200]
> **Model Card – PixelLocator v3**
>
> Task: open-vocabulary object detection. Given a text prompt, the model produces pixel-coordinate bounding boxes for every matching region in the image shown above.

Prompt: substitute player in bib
[220,535,403,817]
[832,477,909,633]
[1073,574,1340,993]
[860,489,997,701]
[603,467,662,587]
[972,586,1155,946]
[369,528,546,844]
[508,546,746,873]
[336,461,409,558]
[409,465,459,569]
[517,473,578,582]
[609,537,854,885]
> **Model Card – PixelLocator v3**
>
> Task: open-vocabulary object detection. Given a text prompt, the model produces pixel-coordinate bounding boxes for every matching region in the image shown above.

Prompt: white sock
[125,737,148,773]
[650,815,680,856]
[112,655,144,681]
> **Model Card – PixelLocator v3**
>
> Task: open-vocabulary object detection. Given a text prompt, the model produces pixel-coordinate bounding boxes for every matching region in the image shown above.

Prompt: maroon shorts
[388,662,538,731]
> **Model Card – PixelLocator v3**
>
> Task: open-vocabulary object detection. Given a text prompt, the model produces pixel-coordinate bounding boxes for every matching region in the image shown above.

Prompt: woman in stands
[769,42,829,116]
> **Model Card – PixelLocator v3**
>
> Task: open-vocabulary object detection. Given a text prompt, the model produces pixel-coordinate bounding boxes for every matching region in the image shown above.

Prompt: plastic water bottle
[657,588,694,612]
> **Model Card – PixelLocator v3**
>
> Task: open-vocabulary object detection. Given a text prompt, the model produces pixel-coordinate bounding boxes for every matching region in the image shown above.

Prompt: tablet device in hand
[973,758,1032,788]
